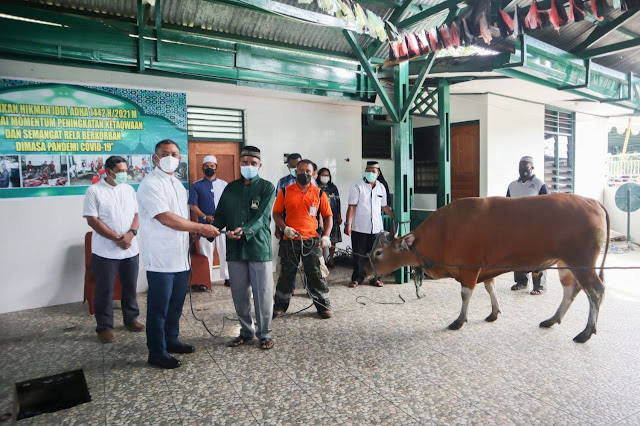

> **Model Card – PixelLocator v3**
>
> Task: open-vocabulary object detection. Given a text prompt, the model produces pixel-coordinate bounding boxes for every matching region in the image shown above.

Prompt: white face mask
[320,176,330,184]
[157,155,179,173]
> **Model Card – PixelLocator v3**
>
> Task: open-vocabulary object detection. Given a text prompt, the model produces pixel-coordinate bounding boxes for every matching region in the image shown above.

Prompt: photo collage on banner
[0,80,188,198]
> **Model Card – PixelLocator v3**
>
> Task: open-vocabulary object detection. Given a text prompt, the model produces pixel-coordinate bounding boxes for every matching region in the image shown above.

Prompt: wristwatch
[129,229,137,236]
[344,222,350,226]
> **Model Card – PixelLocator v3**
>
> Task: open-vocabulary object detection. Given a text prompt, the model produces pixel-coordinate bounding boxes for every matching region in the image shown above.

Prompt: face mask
[320,176,330,185]
[241,165,258,180]
[289,168,297,178]
[365,172,377,183]
[157,155,179,173]
[112,171,128,185]
[296,173,312,185]
[204,168,216,177]
[519,169,531,180]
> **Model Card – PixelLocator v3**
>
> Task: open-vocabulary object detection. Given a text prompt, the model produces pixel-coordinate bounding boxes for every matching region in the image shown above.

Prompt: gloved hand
[320,235,331,248]
[284,226,298,239]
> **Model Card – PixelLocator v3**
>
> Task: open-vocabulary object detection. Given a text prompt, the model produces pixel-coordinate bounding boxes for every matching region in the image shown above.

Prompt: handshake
[197,223,220,240]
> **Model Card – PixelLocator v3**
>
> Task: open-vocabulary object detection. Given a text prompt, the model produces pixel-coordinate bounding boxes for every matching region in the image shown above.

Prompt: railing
[607,154,640,181]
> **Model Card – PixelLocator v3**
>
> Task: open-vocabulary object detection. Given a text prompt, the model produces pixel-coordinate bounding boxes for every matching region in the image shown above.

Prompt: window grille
[187,106,244,141]
[544,108,574,193]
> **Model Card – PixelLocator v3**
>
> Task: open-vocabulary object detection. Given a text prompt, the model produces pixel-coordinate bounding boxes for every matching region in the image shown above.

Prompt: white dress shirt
[83,178,139,260]
[348,179,388,234]
[137,168,190,273]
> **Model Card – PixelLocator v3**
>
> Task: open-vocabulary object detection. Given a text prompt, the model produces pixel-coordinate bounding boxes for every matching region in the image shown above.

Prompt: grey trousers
[228,260,274,340]
[91,253,140,333]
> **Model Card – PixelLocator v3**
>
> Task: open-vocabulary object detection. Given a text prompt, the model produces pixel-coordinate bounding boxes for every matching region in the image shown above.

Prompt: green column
[437,79,451,208]
[393,62,413,283]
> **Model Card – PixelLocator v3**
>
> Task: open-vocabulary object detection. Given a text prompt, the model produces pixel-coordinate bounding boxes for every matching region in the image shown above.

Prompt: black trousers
[351,231,379,284]
[91,254,140,333]
[514,271,546,291]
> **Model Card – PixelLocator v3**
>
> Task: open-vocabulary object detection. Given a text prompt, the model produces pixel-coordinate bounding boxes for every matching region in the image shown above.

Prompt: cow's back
[414,193,606,273]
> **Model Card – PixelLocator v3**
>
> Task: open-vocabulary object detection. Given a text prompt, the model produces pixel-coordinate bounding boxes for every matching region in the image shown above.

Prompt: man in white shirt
[188,155,229,287]
[344,161,395,288]
[83,155,144,343]
[137,140,220,369]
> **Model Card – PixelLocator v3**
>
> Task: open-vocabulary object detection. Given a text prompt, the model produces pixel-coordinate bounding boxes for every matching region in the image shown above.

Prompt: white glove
[284,226,298,239]
[320,235,331,248]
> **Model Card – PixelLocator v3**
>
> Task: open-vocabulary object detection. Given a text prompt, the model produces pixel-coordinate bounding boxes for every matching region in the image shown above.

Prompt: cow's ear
[399,234,415,251]
[403,233,416,247]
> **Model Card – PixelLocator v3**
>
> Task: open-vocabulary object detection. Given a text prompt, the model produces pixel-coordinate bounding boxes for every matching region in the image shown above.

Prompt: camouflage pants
[274,238,331,313]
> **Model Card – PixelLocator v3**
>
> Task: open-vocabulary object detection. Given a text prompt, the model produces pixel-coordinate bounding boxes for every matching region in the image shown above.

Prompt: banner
[0,79,187,198]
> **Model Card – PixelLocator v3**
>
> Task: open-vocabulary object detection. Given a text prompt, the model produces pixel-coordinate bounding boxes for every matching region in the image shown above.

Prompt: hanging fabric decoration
[478,12,493,44]
[406,32,421,57]
[440,24,453,48]
[467,0,491,38]
[355,3,369,30]
[498,8,515,37]
[589,0,605,20]
[548,0,569,31]
[450,21,461,47]
[416,29,431,54]
[568,0,585,21]
[524,0,543,29]
[428,27,440,51]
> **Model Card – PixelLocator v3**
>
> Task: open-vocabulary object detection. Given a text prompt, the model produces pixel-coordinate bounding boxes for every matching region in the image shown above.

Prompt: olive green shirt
[213,175,275,262]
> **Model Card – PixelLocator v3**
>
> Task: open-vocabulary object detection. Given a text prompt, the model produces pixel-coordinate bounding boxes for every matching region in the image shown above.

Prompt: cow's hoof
[448,320,465,330]
[573,330,594,343]
[485,314,498,322]
[539,319,556,328]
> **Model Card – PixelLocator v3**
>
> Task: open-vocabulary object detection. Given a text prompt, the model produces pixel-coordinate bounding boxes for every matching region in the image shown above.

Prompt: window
[544,108,574,193]
[362,115,392,159]
[187,106,244,141]
[413,125,439,193]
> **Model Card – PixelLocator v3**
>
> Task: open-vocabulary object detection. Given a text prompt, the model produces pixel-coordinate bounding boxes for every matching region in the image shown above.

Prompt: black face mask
[204,168,216,177]
[519,169,531,180]
[296,173,312,185]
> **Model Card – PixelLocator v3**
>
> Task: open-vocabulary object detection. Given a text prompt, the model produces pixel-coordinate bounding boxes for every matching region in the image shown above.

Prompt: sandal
[348,281,359,288]
[228,335,254,347]
[511,283,527,291]
[260,338,274,350]
[530,289,544,295]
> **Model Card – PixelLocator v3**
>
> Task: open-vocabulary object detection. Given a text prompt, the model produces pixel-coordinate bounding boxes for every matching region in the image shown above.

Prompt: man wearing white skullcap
[506,155,549,295]
[188,154,230,287]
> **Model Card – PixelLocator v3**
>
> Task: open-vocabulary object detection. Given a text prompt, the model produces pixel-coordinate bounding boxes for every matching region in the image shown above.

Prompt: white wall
[574,113,608,201]
[0,59,364,313]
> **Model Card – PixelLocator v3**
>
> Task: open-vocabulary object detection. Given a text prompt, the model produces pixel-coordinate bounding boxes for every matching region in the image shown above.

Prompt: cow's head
[363,231,416,278]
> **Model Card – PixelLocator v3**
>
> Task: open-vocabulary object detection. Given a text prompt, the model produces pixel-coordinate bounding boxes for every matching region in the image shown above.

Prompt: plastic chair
[84,232,122,315]
[190,238,212,290]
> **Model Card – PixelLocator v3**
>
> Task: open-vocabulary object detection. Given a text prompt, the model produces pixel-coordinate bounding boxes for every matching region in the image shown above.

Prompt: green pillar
[437,79,451,208]
[393,62,413,284]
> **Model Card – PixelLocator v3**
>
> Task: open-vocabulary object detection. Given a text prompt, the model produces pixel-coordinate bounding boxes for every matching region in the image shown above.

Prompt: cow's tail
[599,202,610,283]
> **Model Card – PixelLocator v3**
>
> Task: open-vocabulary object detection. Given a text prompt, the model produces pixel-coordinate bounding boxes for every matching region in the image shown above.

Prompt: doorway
[450,121,480,201]
[188,140,242,266]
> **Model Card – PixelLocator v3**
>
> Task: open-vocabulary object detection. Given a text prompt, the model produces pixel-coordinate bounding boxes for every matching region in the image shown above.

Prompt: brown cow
[364,193,610,343]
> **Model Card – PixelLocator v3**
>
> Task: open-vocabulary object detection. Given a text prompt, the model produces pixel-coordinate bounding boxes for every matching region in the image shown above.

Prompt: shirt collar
[518,174,536,183]
[153,167,172,180]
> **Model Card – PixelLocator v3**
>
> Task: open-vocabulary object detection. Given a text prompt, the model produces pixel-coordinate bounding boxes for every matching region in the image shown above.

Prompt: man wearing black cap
[507,155,549,295]
[213,146,277,349]
[345,161,395,288]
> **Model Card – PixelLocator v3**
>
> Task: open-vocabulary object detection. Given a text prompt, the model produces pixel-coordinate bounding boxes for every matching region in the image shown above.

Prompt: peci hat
[366,161,380,169]
[202,155,217,165]
[519,156,534,165]
[240,146,261,160]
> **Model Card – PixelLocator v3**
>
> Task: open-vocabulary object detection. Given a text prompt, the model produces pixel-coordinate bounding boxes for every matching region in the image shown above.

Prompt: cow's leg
[540,264,581,328]
[448,271,479,330]
[571,269,605,343]
[483,278,501,322]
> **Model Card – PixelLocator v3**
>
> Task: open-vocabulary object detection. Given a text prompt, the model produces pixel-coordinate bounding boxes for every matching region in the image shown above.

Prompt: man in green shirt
[213,146,276,350]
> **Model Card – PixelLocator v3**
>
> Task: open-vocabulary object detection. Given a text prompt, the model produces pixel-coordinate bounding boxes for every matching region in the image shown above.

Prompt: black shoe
[167,341,195,354]
[148,355,181,369]
[224,280,231,287]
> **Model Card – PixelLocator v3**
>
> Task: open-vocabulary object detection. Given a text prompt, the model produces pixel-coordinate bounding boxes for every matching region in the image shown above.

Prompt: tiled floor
[2,244,640,425]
